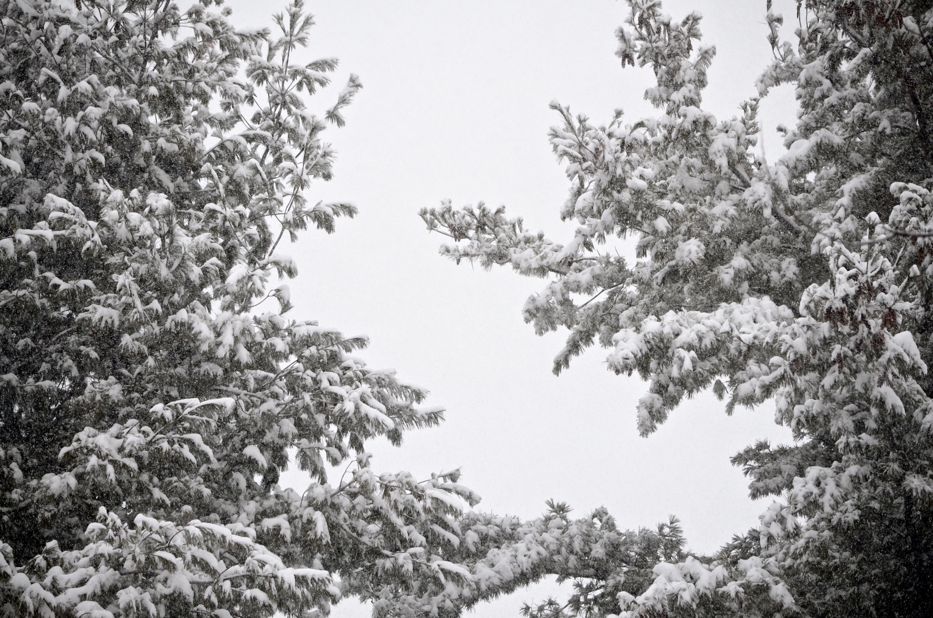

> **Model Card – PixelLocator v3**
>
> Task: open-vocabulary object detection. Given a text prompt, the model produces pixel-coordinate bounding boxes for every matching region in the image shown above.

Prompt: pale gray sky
[226,1,799,615]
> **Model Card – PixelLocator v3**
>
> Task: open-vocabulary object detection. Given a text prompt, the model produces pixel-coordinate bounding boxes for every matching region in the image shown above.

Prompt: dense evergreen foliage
[5,0,932,615]
[424,0,933,615]
[0,1,477,615]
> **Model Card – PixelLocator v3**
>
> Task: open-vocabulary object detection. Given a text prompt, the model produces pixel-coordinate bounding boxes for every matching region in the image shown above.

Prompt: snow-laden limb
[6,508,334,616]
[361,505,687,617]
[424,0,933,614]
[364,504,795,618]
[613,555,794,618]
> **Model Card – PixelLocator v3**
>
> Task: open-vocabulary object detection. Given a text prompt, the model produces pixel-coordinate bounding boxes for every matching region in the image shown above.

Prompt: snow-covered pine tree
[0,1,510,615]
[423,0,933,615]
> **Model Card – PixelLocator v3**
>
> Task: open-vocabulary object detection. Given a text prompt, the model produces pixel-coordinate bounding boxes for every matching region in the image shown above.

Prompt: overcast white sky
[227,1,799,615]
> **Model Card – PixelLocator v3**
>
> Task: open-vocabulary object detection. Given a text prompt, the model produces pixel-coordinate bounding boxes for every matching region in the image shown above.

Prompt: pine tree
[423,0,933,615]
[0,1,495,615]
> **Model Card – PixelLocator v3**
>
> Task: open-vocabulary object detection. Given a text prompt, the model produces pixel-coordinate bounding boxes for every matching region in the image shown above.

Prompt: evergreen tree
[423,0,933,615]
[0,1,492,615]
